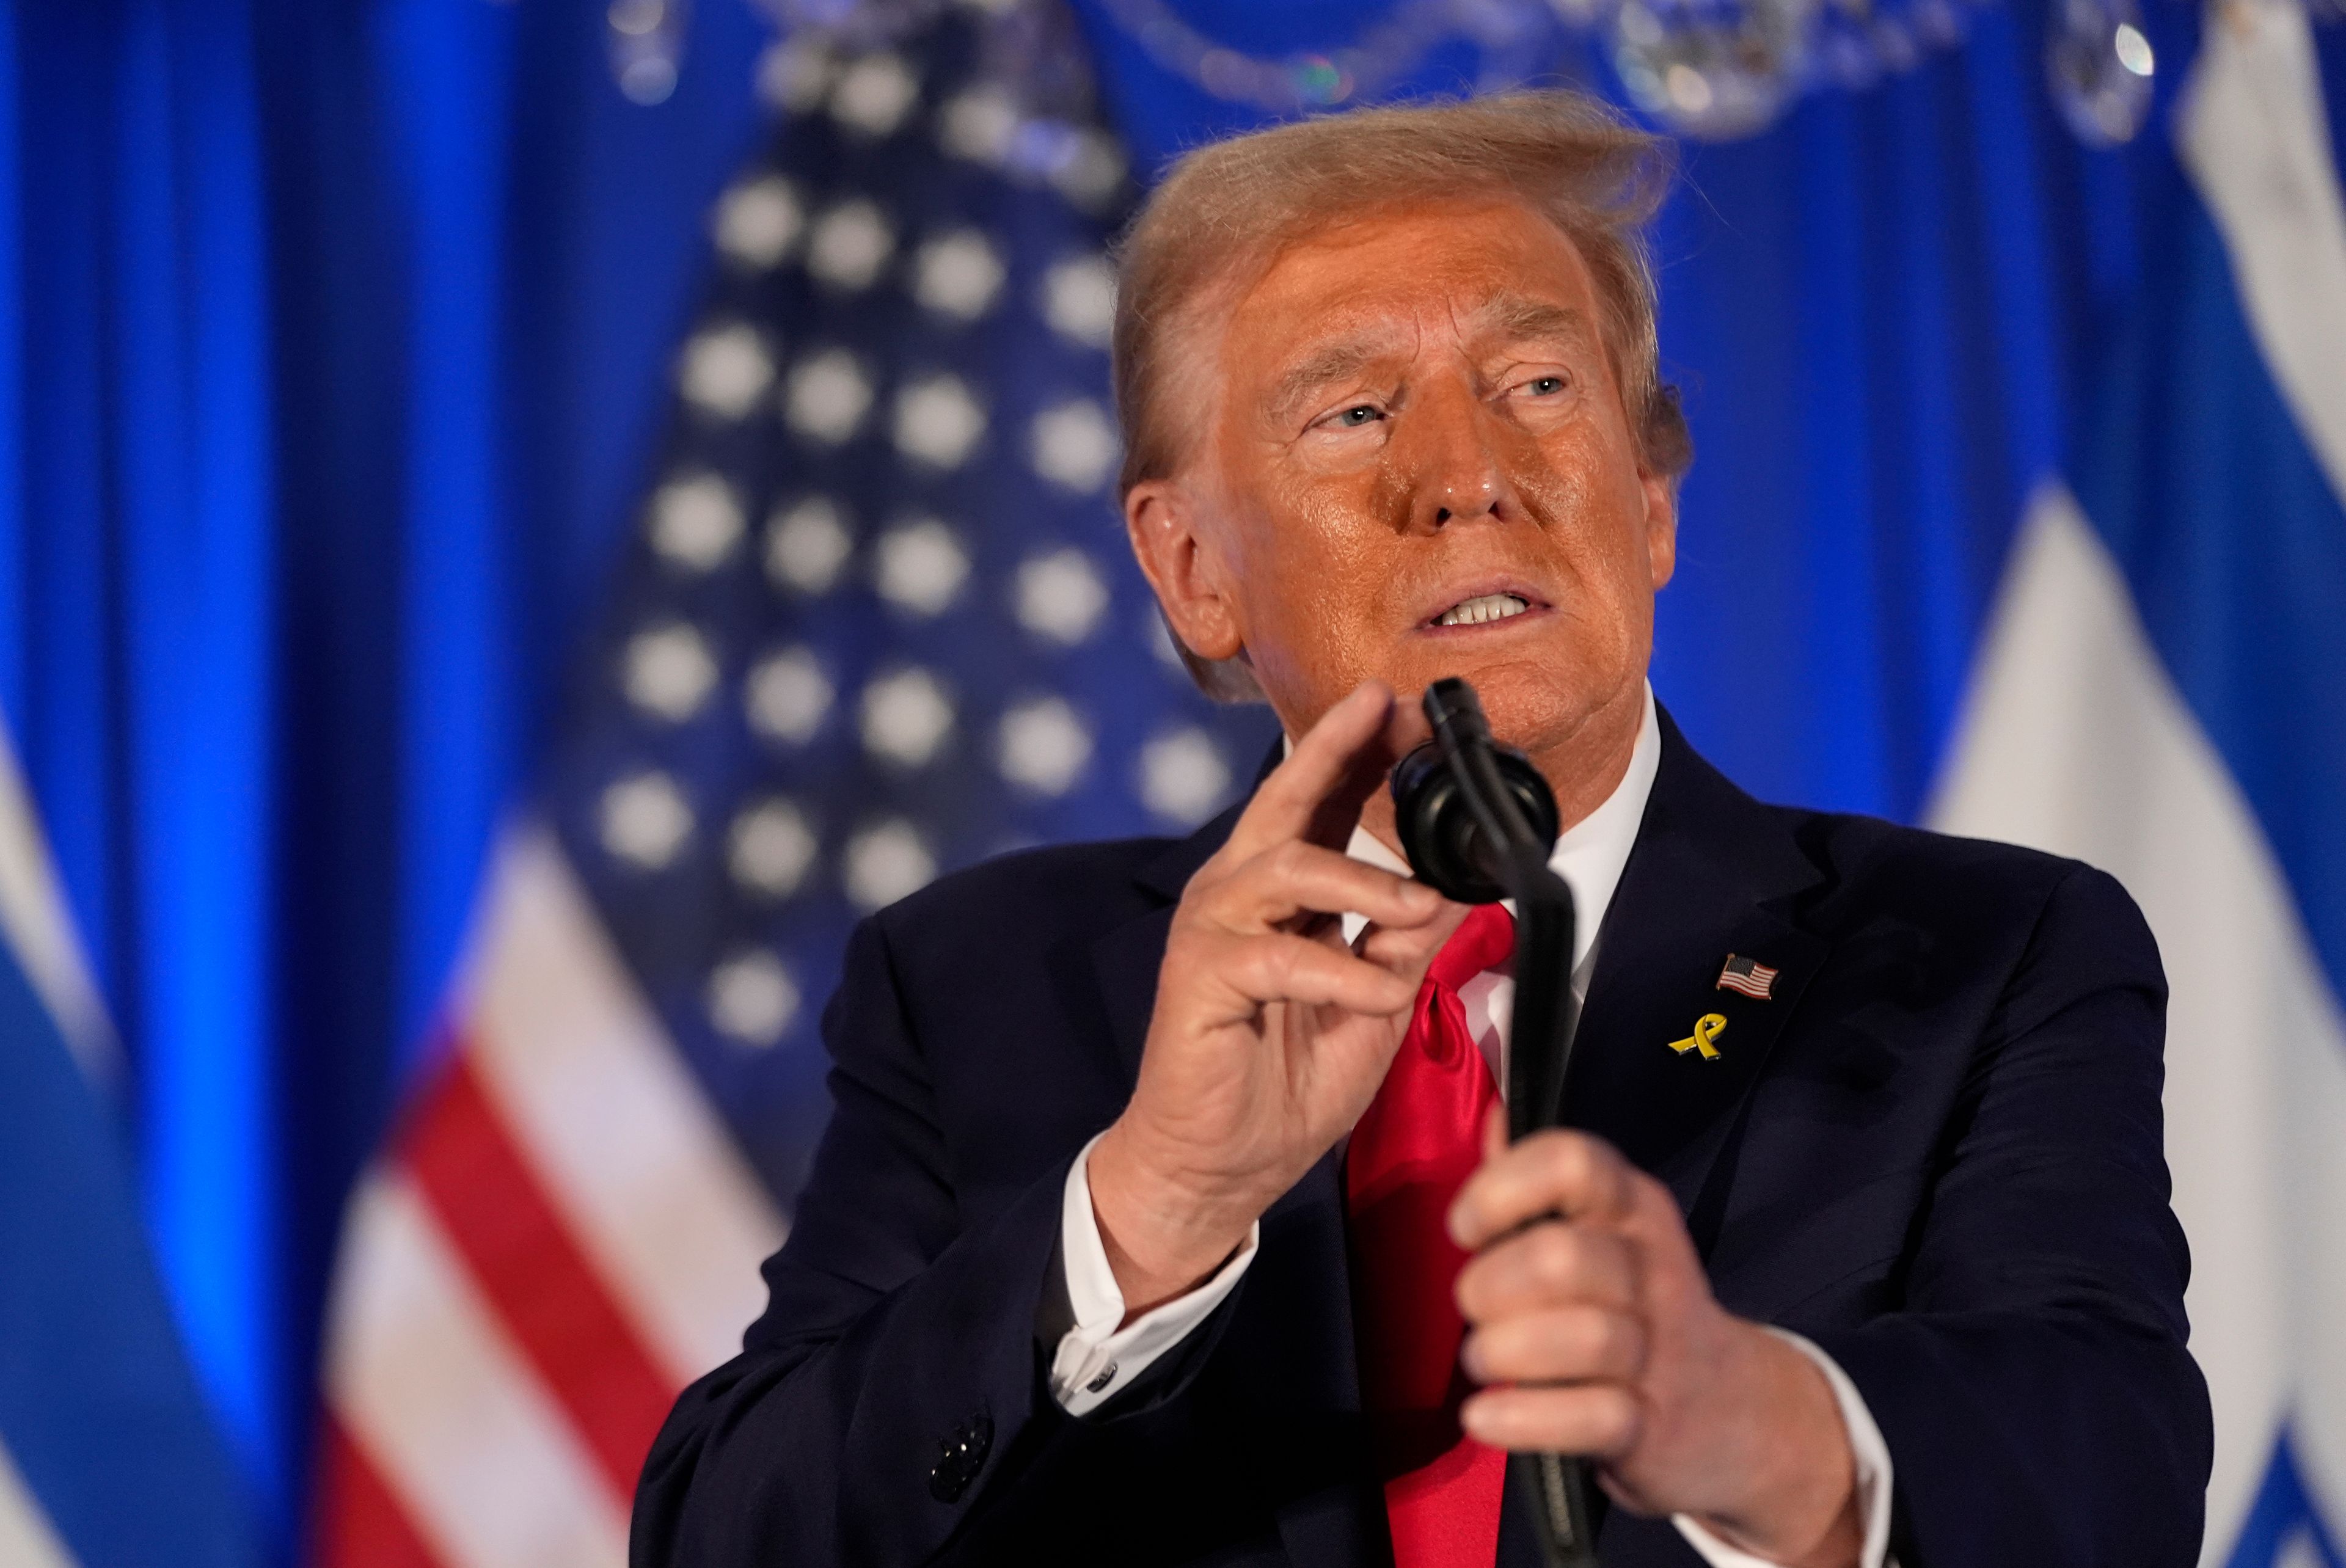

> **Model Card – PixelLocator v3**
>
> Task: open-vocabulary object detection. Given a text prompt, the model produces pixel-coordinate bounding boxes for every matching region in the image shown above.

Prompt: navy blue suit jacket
[633,708,2212,1567]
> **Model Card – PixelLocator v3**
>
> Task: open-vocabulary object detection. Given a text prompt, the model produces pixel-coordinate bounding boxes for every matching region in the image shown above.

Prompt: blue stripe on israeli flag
[1932,2,2346,1563]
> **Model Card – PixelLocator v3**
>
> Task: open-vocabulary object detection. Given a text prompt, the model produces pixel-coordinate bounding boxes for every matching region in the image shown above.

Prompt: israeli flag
[0,721,258,1566]
[1932,1,2346,1561]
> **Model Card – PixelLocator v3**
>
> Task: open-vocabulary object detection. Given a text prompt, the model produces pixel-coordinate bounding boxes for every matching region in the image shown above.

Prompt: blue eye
[1526,375,1566,396]
[1337,404,1381,426]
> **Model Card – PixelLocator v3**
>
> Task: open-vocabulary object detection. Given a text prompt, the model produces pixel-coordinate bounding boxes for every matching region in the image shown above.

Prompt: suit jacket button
[927,1415,993,1503]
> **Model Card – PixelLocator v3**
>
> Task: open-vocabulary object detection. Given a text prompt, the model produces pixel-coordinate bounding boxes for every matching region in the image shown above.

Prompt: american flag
[1716,953,1778,1000]
[313,9,1271,1565]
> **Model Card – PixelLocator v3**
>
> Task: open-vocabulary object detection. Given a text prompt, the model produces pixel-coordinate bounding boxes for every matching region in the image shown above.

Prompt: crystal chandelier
[610,0,2167,145]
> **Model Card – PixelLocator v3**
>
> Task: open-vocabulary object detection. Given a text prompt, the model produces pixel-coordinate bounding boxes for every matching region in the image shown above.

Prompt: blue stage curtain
[0,0,769,1545]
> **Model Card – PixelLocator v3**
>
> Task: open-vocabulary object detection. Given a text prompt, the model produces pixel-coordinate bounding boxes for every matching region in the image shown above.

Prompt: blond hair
[1111,92,1691,699]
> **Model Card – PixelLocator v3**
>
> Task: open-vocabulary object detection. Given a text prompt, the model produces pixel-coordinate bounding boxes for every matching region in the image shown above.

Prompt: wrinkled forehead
[1214,199,1606,404]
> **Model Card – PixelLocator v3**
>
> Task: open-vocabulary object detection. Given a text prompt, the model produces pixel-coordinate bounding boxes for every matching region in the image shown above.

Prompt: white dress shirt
[1045,685,1894,1568]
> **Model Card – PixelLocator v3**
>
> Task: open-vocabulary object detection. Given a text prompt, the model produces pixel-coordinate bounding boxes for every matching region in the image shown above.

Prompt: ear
[1640,470,1678,591]
[1125,478,1245,663]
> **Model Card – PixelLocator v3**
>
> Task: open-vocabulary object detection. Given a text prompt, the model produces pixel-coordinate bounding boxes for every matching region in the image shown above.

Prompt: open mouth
[1431,592,1533,629]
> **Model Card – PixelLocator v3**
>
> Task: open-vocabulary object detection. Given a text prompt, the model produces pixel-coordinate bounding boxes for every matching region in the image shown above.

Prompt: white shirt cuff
[1047,1131,1260,1416]
[1670,1329,1896,1568]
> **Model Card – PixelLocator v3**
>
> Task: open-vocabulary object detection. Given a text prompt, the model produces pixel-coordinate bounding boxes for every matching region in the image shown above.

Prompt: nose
[1397,378,1508,533]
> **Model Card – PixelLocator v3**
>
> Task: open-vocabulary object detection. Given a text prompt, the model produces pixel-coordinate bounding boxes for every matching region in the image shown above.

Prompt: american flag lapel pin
[1717,954,1779,1000]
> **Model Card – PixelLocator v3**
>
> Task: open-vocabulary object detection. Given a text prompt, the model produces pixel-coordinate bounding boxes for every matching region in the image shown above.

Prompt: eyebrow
[1264,334,1398,426]
[1471,293,1598,353]
[1261,295,1599,427]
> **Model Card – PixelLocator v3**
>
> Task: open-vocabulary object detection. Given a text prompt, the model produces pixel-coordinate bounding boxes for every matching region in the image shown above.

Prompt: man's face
[1131,197,1676,769]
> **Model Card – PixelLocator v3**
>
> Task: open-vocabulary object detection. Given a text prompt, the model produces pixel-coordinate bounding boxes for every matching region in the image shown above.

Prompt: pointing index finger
[1223,682,1412,861]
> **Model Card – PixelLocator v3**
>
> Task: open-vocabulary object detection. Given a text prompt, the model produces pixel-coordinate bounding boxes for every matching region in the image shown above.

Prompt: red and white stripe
[316,825,786,1568]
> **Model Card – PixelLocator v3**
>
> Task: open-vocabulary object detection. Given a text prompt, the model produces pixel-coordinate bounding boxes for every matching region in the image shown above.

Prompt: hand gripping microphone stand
[1390,677,1601,1568]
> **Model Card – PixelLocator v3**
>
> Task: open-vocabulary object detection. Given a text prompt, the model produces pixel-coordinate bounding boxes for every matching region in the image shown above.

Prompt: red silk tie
[1346,903,1516,1568]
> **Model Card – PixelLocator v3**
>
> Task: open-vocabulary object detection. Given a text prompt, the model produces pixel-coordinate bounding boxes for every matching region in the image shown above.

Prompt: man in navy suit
[632,92,2211,1567]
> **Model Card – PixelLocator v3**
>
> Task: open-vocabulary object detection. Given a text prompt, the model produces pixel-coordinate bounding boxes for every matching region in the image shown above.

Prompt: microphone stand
[1422,687,1602,1568]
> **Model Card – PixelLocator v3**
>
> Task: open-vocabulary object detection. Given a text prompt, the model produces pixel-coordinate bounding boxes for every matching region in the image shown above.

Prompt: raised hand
[1086,682,1467,1316]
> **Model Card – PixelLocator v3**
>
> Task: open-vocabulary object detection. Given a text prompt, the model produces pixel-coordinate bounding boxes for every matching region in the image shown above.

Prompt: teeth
[1435,593,1530,628]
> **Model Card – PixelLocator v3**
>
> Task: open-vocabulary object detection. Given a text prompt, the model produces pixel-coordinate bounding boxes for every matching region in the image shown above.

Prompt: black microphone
[1390,682,1562,905]
[1389,677,1602,1568]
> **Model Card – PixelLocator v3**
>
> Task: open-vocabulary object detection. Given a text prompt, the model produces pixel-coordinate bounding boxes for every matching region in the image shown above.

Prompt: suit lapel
[1564,710,1830,1242]
[1089,903,1179,1088]
[1087,790,1250,1086]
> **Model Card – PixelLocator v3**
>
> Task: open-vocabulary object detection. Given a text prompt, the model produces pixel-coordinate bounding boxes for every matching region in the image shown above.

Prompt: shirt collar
[1337,680,1662,975]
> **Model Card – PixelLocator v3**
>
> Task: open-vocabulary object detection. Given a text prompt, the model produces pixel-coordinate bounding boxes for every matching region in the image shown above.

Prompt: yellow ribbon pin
[1668,1013,1728,1060]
